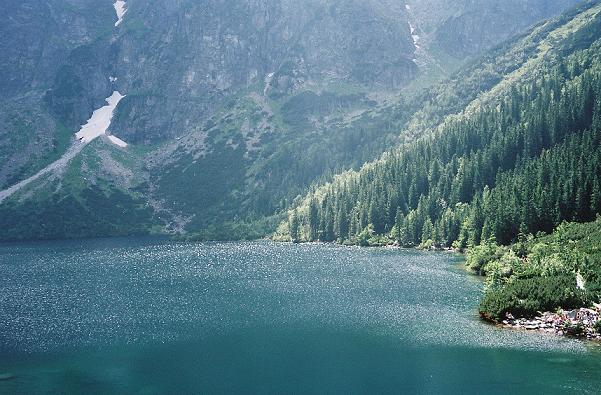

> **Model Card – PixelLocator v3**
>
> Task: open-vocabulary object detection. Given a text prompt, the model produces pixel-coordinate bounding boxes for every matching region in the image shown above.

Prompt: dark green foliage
[184,215,282,242]
[465,240,505,275]
[0,185,155,241]
[272,7,601,319]
[288,209,301,243]
[479,275,588,321]
[156,144,247,231]
[477,218,601,321]
[280,28,601,247]
[534,218,601,299]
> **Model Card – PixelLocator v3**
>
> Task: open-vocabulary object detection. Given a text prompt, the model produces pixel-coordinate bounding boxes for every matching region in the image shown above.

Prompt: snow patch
[75,91,125,143]
[405,4,411,11]
[409,22,420,49]
[108,135,128,148]
[0,91,128,202]
[264,72,275,96]
[114,1,127,27]
[109,76,118,83]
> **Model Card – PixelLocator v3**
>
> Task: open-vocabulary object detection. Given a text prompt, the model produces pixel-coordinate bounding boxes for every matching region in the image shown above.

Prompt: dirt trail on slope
[0,141,85,204]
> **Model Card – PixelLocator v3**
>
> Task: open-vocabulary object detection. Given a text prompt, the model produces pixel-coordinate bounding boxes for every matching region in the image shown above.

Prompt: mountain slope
[0,138,155,241]
[276,1,601,247]
[0,0,587,241]
[409,0,582,58]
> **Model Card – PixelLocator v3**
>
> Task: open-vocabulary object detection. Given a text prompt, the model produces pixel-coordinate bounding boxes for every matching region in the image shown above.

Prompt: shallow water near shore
[1,238,600,394]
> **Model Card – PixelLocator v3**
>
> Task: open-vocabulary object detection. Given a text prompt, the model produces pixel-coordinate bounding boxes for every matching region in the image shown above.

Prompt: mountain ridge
[0,0,587,241]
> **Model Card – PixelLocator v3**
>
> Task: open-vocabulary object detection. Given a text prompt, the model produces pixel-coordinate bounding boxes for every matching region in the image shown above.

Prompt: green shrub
[479,274,589,321]
[466,241,505,274]
[355,225,375,247]
[478,288,521,322]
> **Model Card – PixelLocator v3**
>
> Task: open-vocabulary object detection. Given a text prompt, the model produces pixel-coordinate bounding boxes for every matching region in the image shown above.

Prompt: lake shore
[491,307,601,341]
[346,242,601,342]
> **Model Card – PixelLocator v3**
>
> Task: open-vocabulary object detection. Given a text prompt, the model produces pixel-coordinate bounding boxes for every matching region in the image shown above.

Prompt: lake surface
[1,238,600,394]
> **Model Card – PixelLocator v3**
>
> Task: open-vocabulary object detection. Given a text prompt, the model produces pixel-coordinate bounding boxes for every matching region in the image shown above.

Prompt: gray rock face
[407,0,582,58]
[0,0,115,187]
[0,0,113,98]
[2,0,580,149]
[0,0,587,238]
[107,0,418,142]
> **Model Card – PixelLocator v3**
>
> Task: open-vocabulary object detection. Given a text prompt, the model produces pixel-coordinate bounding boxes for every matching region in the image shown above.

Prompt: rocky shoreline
[499,305,601,340]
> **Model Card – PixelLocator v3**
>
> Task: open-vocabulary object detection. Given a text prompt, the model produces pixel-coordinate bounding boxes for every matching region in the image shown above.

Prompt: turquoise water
[0,238,600,394]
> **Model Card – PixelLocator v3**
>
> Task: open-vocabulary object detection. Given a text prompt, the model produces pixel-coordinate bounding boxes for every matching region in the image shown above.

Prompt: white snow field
[114,1,127,26]
[0,92,128,202]
[75,91,125,143]
[108,135,128,148]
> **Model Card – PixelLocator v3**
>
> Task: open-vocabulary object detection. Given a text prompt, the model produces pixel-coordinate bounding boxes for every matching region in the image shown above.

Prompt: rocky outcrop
[500,307,601,340]
[407,0,582,59]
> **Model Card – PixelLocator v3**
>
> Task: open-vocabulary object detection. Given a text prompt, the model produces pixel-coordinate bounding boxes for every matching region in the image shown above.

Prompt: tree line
[280,40,601,249]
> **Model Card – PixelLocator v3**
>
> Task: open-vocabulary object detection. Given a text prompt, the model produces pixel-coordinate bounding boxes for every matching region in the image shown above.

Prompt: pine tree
[281,44,601,249]
[421,218,434,245]
[308,198,319,241]
[289,209,300,243]
[394,208,404,245]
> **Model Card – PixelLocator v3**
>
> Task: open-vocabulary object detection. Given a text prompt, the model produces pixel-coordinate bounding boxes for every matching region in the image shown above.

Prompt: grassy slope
[0,140,156,241]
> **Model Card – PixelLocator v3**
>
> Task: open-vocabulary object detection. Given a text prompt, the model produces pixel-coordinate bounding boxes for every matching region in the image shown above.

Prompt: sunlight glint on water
[0,238,600,394]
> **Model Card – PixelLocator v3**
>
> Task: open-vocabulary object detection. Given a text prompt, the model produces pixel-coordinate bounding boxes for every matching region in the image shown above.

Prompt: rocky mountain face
[406,0,581,58]
[49,0,419,144]
[0,0,115,187]
[0,0,587,240]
